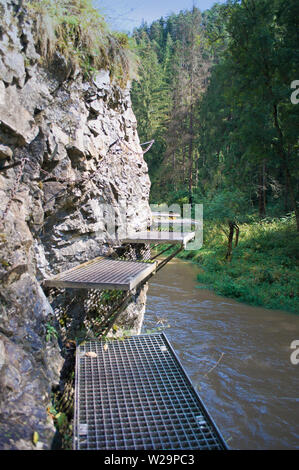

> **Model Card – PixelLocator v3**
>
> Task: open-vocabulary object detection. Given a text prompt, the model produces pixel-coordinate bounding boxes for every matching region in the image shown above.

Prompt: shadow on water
[143,258,299,450]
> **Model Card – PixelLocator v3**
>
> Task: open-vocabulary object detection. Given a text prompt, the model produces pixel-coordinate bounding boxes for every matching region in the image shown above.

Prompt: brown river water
[142,258,299,450]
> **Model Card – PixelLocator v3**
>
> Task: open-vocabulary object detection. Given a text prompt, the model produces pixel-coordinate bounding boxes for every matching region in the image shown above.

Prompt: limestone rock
[0,0,151,451]
[93,69,110,90]
[19,75,53,115]
[89,99,104,115]
[87,119,102,136]
[0,339,5,372]
[43,181,66,203]
[1,49,26,87]
[0,144,12,160]
[0,85,39,144]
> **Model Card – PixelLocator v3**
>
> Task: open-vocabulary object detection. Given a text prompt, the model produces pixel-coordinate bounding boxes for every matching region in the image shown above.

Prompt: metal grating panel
[121,231,195,247]
[152,218,201,226]
[152,211,180,219]
[44,257,156,290]
[74,334,227,450]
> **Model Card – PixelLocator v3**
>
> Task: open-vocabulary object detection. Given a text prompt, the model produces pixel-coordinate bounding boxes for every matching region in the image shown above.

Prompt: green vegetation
[178,214,298,313]
[48,395,73,449]
[45,321,58,342]
[25,0,137,85]
[131,1,299,313]
[132,1,298,220]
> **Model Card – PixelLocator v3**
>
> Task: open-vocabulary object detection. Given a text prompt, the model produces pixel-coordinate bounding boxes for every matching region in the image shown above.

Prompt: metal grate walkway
[121,231,195,248]
[152,211,181,219]
[74,333,227,450]
[44,257,156,291]
[152,218,201,226]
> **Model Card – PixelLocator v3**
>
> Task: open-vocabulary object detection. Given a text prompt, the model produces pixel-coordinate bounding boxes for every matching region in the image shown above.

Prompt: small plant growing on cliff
[45,322,58,342]
[24,0,137,85]
[0,258,10,267]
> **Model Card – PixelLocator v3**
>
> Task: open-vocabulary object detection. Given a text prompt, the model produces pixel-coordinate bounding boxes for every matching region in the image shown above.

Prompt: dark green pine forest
[130,0,299,313]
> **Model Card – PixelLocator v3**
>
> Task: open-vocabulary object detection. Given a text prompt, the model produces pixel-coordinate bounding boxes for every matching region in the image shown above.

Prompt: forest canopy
[131,0,299,230]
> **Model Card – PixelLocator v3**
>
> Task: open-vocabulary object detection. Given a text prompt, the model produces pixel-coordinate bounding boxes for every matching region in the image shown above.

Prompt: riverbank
[178,214,299,314]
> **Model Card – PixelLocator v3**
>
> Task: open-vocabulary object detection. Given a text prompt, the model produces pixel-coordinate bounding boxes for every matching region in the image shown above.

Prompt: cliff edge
[0,0,151,449]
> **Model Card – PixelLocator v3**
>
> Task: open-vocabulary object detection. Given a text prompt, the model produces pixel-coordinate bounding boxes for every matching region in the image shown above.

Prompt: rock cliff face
[0,0,151,449]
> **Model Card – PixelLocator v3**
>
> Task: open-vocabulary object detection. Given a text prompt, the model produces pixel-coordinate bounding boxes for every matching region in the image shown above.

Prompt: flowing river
[142,258,299,450]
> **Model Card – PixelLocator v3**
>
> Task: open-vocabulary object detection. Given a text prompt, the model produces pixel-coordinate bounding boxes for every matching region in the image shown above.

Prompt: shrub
[25,0,137,85]
[182,213,299,313]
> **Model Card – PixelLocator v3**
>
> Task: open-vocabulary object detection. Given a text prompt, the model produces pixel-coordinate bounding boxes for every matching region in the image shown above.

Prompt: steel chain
[0,138,154,228]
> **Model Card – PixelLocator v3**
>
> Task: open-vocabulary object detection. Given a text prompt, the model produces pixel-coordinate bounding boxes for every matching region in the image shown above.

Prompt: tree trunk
[234,224,240,247]
[225,221,240,260]
[172,152,176,190]
[195,150,199,186]
[284,169,289,212]
[285,165,298,228]
[182,150,186,184]
[258,161,266,217]
[272,103,299,231]
[225,221,235,261]
[188,93,194,205]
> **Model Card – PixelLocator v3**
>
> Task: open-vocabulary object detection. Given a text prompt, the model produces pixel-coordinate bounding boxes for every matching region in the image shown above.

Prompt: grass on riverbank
[178,213,299,314]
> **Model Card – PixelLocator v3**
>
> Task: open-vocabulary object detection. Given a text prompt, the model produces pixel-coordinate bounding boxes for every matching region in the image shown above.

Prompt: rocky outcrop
[0,1,151,449]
